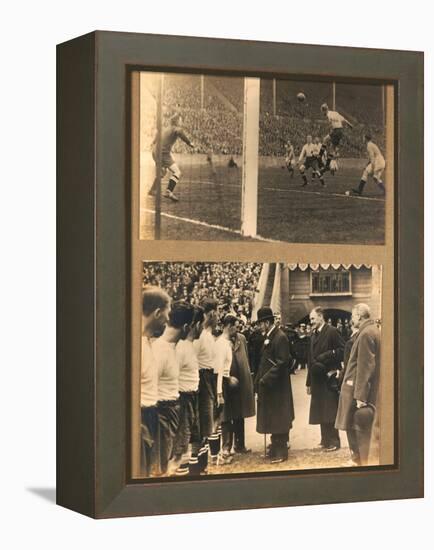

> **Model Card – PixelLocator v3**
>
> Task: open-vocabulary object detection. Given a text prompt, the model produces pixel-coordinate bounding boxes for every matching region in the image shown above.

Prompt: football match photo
[137,261,389,479]
[138,72,391,244]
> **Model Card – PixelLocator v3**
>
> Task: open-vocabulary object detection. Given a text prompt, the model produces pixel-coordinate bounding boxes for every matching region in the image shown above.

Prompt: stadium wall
[282,266,381,325]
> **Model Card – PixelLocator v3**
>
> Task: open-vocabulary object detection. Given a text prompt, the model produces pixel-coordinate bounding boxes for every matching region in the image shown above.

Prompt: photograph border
[57,31,423,518]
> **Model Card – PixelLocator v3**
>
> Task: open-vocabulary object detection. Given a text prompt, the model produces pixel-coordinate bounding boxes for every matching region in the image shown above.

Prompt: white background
[1,1,432,548]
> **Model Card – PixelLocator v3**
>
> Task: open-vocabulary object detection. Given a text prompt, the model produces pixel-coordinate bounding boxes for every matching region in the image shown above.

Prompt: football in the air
[296,92,306,102]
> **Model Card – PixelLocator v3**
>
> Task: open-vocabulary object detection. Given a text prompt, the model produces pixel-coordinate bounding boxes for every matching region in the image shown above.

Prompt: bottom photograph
[138,261,387,479]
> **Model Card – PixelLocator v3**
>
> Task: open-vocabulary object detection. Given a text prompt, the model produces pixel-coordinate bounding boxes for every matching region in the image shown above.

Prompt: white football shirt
[176,339,200,393]
[153,338,179,402]
[141,336,158,407]
[327,110,345,128]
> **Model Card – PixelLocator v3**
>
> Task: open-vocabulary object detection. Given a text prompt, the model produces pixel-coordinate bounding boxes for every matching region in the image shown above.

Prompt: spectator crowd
[141,75,385,158]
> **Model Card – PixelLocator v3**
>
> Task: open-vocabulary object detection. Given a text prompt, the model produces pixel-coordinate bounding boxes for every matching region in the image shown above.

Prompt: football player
[284,140,295,178]
[298,135,322,187]
[317,103,353,181]
[311,137,323,180]
[352,134,386,196]
[149,113,195,202]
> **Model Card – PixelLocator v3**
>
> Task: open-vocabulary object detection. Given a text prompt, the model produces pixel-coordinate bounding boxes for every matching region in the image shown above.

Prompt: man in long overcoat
[307,307,345,451]
[221,318,256,455]
[255,307,295,463]
[335,304,381,465]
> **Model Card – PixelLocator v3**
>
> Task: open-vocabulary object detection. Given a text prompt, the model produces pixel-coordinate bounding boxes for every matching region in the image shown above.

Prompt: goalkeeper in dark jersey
[149,113,195,202]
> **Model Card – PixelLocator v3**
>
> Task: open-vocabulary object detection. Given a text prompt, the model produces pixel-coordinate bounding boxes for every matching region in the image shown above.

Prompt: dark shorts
[198,369,216,438]
[330,128,343,147]
[304,156,318,171]
[141,405,159,477]
[156,399,180,474]
[172,391,200,457]
[152,149,175,169]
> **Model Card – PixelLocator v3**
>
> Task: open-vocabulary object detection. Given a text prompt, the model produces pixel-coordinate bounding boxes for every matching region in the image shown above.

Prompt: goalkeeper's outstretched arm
[178,129,194,148]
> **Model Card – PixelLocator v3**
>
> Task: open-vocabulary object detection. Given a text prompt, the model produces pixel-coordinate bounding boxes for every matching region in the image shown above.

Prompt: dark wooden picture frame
[57,31,423,518]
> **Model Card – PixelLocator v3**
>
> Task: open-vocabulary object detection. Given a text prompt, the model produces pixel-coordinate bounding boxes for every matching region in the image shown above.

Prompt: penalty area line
[188,180,385,203]
[264,185,385,203]
[140,208,284,243]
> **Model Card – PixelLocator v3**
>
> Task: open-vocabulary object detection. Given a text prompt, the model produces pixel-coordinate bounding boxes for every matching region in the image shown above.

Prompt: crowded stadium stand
[141,74,385,158]
[142,262,262,322]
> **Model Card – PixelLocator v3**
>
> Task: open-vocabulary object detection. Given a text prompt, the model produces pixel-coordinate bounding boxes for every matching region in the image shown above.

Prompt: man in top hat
[307,307,345,452]
[255,307,295,463]
[335,304,381,466]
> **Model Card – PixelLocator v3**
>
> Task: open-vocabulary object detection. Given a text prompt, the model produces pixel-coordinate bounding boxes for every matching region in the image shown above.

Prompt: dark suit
[335,319,381,464]
[255,325,295,459]
[248,329,264,379]
[222,333,256,452]
[307,324,344,448]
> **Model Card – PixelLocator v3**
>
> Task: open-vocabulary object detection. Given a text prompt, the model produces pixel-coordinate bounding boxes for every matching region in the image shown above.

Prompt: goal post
[241,77,260,238]
[154,73,164,240]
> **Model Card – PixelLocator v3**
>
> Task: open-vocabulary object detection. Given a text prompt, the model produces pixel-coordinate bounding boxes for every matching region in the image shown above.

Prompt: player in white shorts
[352,134,386,196]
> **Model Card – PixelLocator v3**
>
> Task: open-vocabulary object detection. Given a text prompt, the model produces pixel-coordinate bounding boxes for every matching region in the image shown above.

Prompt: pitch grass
[207,447,352,475]
[140,160,385,243]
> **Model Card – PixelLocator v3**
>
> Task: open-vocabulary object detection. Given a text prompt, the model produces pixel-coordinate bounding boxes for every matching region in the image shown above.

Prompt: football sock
[374,178,386,195]
[175,460,190,476]
[208,431,221,460]
[358,179,366,194]
[167,178,177,192]
[197,441,209,473]
[302,175,308,186]
[187,454,201,476]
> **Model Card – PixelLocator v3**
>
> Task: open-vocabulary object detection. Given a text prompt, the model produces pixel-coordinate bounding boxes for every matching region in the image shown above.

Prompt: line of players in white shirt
[141,289,241,478]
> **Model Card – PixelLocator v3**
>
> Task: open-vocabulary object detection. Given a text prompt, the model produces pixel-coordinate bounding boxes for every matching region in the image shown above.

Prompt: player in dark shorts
[298,135,321,187]
[148,113,195,202]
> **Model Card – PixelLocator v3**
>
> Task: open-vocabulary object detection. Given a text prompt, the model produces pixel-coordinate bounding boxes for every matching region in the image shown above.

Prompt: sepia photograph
[55,28,422,519]
[138,72,391,244]
[137,261,389,479]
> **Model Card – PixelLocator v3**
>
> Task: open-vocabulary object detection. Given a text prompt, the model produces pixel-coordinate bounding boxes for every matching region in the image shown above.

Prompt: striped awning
[287,263,372,271]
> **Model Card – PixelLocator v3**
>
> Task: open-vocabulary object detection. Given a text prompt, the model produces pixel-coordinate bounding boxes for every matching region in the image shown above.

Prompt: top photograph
[137,71,392,244]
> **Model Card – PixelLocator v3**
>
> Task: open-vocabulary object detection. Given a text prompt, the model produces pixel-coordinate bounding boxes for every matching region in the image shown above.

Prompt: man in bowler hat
[255,307,295,463]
